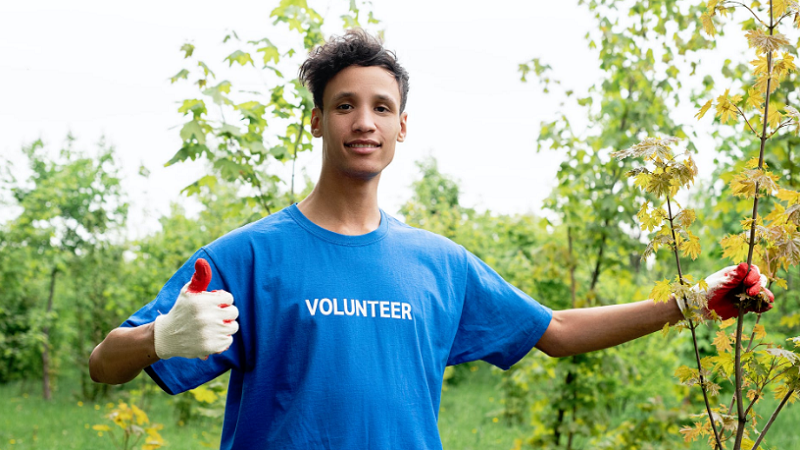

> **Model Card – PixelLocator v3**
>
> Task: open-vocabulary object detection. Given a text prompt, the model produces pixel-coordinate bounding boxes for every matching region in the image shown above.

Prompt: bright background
[0,1,601,237]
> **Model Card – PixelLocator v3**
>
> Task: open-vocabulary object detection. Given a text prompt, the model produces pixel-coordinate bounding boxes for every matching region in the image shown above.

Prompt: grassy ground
[1,365,797,450]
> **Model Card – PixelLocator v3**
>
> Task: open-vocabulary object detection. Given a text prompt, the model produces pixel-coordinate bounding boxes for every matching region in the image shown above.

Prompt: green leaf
[225,50,254,67]
[257,46,280,65]
[169,69,190,84]
[180,43,195,58]
[180,121,206,145]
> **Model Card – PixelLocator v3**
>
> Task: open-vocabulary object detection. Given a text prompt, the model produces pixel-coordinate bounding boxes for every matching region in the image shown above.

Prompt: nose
[352,108,376,133]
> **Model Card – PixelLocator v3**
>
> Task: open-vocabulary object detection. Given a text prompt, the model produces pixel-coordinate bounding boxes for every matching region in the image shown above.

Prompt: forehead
[322,65,401,106]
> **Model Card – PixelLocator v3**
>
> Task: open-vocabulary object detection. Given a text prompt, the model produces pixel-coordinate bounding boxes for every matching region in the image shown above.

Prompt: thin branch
[734,306,747,449]
[689,321,724,450]
[750,389,795,450]
[745,314,762,353]
[735,105,760,137]
[668,195,723,449]
[774,11,794,27]
[767,119,794,139]
[726,2,768,26]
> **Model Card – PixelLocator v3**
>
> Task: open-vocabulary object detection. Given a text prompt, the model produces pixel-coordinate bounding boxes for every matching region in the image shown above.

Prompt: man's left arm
[535,296,684,358]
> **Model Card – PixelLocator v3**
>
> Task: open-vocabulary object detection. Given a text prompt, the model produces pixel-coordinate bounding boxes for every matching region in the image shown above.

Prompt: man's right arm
[90,258,239,386]
[89,322,159,385]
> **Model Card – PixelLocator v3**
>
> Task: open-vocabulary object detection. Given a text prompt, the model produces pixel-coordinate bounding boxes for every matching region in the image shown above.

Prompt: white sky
[1,0,729,239]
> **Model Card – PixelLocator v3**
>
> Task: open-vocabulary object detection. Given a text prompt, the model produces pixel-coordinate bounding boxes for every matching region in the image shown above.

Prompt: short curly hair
[298,29,410,113]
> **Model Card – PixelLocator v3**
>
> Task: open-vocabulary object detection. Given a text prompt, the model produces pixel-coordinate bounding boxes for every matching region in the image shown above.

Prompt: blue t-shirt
[123,204,552,449]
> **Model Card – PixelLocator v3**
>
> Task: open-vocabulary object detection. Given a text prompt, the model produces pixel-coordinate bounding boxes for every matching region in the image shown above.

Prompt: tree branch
[750,389,795,450]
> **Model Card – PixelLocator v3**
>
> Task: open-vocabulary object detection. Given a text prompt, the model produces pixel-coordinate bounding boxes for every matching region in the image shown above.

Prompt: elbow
[89,345,104,384]
[535,314,576,358]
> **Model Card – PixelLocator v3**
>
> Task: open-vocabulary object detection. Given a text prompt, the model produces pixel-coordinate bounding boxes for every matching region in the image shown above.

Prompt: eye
[336,104,353,110]
[375,106,390,113]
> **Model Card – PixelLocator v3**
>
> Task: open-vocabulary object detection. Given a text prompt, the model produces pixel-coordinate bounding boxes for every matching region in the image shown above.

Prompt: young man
[90,29,774,449]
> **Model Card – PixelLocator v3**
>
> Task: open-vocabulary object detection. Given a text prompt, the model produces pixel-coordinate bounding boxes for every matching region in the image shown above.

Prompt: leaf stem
[735,105,760,137]
[750,389,795,449]
[726,2,767,26]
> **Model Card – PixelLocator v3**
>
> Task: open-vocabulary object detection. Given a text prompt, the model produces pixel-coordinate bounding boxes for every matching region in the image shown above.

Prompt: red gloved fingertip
[188,258,212,293]
[746,283,761,297]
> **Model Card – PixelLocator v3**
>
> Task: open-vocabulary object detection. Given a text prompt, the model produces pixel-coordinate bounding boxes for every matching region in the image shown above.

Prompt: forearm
[535,296,684,358]
[89,322,159,385]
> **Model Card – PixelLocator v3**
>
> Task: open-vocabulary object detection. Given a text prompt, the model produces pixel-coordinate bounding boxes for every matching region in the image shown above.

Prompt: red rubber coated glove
[705,263,774,320]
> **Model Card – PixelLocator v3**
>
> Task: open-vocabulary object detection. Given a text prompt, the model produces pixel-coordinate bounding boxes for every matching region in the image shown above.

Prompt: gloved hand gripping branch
[676,262,775,320]
[154,258,239,360]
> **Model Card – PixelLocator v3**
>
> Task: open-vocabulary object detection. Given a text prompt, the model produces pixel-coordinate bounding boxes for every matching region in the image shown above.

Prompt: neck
[297,167,382,235]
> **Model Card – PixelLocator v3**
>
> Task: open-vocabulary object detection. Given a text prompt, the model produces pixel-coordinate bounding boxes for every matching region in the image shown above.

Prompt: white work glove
[153,258,239,360]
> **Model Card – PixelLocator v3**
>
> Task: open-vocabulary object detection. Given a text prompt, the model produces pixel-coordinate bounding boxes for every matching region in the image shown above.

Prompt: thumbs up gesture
[153,258,239,360]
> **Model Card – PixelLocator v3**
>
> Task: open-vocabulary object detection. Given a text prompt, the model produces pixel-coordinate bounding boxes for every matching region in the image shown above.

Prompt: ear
[310,107,323,138]
[397,111,408,143]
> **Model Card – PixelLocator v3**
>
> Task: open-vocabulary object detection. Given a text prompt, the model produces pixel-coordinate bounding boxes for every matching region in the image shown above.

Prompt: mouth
[345,141,381,154]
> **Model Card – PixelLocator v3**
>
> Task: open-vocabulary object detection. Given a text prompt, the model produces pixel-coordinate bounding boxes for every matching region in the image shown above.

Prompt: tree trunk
[42,267,57,401]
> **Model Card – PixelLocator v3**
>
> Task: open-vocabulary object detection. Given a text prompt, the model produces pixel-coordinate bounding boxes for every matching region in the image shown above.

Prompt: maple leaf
[721,233,750,262]
[715,89,741,124]
[777,188,800,205]
[750,54,770,76]
[696,99,713,119]
[611,136,680,160]
[719,318,736,329]
[701,13,716,36]
[753,324,767,340]
[675,209,696,228]
[774,52,797,75]
[650,278,673,303]
[787,204,800,225]
[767,107,784,129]
[679,230,701,260]
[746,88,765,110]
[746,29,791,54]
[731,168,780,198]
[765,348,800,365]
[713,330,733,353]
[784,105,800,135]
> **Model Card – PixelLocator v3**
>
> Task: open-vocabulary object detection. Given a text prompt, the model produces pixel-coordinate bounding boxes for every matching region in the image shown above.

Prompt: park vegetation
[1,0,799,449]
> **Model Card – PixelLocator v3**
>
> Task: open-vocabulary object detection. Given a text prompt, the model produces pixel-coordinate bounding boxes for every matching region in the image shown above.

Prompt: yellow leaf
[650,279,673,303]
[777,188,800,205]
[713,330,733,353]
[701,13,716,36]
[750,55,770,76]
[674,365,697,384]
[719,317,737,329]
[661,321,671,337]
[780,313,800,327]
[92,424,111,431]
[696,99,713,119]
[753,324,766,340]
[680,232,702,260]
[721,234,750,262]
[773,277,788,289]
[767,107,783,129]
[746,88,765,109]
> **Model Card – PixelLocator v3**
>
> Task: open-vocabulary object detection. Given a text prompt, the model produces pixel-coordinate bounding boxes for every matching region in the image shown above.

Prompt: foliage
[93,401,165,450]
[166,0,382,215]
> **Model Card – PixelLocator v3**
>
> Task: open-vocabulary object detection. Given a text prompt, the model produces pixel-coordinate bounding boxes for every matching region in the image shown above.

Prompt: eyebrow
[331,91,398,107]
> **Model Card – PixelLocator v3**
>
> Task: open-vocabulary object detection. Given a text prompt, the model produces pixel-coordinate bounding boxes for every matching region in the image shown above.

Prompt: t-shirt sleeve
[447,248,553,370]
[120,248,242,395]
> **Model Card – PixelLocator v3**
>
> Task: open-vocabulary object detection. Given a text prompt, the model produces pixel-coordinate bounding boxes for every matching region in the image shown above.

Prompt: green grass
[1,366,798,450]
[438,363,528,450]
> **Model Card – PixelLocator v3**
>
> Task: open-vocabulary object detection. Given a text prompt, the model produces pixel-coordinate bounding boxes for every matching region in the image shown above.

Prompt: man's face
[310,65,408,180]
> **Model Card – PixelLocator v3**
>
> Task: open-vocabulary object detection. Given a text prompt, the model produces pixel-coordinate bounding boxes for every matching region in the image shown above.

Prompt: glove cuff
[153,314,175,360]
